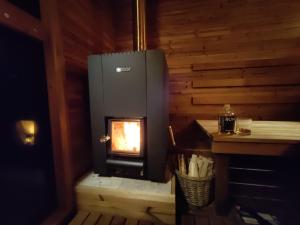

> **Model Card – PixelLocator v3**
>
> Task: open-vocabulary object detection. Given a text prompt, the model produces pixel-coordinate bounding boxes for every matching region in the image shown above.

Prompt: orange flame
[111,121,141,154]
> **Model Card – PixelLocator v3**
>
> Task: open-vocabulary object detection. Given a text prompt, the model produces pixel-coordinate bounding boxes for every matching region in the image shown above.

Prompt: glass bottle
[218,104,236,134]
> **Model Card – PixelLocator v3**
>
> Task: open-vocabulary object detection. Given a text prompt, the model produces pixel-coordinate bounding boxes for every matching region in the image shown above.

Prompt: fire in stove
[111,120,141,154]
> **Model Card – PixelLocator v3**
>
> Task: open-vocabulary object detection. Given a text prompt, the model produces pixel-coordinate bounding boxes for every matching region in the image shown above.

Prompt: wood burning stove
[88,50,168,182]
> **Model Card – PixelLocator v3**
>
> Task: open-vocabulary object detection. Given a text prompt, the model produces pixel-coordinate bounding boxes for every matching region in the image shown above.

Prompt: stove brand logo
[116,66,132,73]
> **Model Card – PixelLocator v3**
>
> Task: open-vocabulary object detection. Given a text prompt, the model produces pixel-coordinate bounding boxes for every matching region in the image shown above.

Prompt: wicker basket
[176,170,213,207]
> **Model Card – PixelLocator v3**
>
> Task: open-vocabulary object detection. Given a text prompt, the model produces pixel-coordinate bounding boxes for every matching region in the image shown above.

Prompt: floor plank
[83,212,102,225]
[110,216,126,225]
[96,214,113,225]
[124,218,139,225]
[69,211,90,225]
[69,203,239,225]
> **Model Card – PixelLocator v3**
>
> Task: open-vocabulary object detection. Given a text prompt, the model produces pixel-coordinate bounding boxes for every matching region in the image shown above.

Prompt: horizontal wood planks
[68,211,170,225]
[69,206,240,225]
[229,155,300,214]
[113,0,300,146]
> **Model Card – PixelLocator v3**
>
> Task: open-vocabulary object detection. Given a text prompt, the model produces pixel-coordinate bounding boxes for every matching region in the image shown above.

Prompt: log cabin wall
[113,0,300,215]
[57,0,115,181]
[113,0,300,146]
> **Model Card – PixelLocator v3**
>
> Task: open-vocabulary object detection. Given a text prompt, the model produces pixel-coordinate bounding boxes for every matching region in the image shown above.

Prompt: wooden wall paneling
[190,58,300,72]
[113,0,132,51]
[57,0,115,180]
[112,0,300,215]
[94,0,115,52]
[114,0,300,142]
[165,50,300,71]
[190,65,300,88]
[191,86,300,105]
[59,0,114,69]
[40,0,74,220]
[0,1,45,40]
[66,72,92,179]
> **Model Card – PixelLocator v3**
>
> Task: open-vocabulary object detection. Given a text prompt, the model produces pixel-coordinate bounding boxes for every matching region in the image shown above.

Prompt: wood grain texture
[96,215,113,225]
[113,0,300,146]
[57,0,115,181]
[83,212,102,225]
[69,211,90,225]
[65,73,92,180]
[197,120,300,144]
[75,182,175,225]
[68,212,172,225]
[110,216,126,225]
[198,120,300,214]
[40,0,74,213]
[124,218,139,225]
[113,0,300,216]
[59,0,114,70]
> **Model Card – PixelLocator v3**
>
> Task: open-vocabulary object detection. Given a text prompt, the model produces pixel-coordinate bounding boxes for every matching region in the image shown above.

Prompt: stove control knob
[99,135,110,143]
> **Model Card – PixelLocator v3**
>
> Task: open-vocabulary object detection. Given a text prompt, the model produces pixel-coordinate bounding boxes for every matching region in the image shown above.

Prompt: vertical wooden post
[40,0,74,217]
[215,154,230,215]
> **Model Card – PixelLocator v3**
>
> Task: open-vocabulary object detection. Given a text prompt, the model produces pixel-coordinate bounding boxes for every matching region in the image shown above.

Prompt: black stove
[88,50,169,182]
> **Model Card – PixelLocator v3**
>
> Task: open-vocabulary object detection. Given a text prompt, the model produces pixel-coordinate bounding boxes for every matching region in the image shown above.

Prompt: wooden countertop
[196,120,300,144]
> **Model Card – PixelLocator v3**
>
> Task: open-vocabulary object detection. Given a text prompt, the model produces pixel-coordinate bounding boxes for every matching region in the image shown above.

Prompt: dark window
[0,24,56,225]
[8,0,41,19]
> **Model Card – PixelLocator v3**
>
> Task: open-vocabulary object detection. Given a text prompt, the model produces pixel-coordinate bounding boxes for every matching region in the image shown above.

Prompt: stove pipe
[132,0,147,51]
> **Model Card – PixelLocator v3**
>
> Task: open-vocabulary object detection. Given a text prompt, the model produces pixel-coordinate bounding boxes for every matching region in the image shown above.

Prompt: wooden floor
[180,207,239,225]
[181,214,235,225]
[68,211,167,225]
[69,206,240,225]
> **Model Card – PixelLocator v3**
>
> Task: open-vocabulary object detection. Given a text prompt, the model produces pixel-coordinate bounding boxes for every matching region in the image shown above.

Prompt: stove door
[107,118,144,157]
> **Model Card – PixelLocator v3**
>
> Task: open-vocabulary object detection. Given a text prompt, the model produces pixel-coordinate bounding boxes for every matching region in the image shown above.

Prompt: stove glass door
[109,119,143,156]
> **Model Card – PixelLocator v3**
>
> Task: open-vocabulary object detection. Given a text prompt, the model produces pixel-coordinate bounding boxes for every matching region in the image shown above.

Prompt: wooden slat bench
[68,211,164,225]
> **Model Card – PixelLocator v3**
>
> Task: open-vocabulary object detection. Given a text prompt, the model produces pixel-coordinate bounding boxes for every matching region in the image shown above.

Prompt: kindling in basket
[176,154,214,207]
